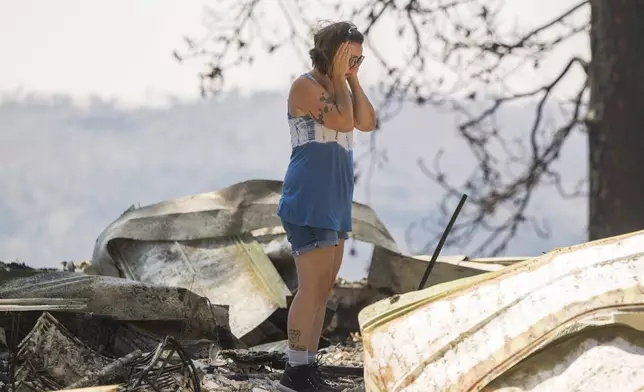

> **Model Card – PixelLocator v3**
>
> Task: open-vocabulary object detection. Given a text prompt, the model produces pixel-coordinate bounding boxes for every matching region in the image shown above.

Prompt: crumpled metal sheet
[92,179,399,277]
[368,247,510,295]
[91,179,399,339]
[0,272,220,338]
[108,233,291,339]
[359,230,644,392]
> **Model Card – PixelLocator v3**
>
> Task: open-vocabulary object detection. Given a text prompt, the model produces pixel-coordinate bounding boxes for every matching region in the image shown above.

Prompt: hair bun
[309,47,327,64]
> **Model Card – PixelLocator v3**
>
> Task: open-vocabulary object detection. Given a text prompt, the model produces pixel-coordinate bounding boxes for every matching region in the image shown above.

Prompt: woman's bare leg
[287,245,336,364]
[307,239,345,352]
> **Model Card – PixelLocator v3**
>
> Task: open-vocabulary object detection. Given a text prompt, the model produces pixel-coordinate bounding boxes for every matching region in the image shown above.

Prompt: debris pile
[0,180,508,391]
[0,278,366,391]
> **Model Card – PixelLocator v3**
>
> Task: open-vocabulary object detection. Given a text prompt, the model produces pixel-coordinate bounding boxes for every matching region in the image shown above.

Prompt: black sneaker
[279,362,342,392]
[277,363,322,391]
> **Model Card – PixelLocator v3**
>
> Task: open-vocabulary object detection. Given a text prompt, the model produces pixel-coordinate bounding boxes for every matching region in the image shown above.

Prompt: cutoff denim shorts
[281,219,349,257]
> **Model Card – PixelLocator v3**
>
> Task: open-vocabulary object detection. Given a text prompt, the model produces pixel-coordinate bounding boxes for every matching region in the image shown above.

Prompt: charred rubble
[0,180,514,391]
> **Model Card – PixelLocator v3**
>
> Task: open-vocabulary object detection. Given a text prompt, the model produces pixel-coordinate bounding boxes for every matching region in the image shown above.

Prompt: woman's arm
[289,76,355,132]
[348,75,377,132]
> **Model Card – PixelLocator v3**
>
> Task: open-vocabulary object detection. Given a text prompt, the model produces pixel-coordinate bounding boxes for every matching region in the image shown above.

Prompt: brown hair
[309,21,364,76]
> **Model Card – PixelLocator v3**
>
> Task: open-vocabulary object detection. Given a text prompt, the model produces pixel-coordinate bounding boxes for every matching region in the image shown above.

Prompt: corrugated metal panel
[359,230,644,391]
[111,233,291,339]
[0,272,218,337]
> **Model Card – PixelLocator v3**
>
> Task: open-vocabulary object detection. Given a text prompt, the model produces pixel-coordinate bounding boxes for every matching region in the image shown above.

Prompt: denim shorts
[281,219,349,257]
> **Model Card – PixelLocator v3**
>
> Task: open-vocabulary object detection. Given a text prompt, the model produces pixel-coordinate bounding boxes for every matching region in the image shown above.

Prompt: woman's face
[344,42,364,78]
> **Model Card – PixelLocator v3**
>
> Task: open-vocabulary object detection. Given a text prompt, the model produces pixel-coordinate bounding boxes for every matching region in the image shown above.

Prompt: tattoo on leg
[288,329,306,350]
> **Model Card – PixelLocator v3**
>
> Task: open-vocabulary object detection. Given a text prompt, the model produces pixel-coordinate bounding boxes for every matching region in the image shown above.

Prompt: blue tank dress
[276,73,354,233]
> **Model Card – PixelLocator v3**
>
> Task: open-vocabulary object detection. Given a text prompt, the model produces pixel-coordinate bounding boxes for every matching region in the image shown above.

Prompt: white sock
[307,350,317,363]
[287,348,309,366]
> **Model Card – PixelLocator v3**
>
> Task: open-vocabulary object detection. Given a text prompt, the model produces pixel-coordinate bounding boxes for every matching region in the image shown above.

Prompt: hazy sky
[1,0,588,103]
[0,1,590,280]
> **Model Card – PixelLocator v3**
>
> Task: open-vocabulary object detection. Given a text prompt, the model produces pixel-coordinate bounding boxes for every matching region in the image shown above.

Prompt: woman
[276,21,377,392]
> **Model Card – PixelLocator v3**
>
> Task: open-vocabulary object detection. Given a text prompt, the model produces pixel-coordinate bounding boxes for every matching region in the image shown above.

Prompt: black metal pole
[417,194,468,290]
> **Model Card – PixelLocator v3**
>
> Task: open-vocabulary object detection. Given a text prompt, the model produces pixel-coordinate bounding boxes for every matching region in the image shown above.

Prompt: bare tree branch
[412,61,589,255]
[176,0,592,256]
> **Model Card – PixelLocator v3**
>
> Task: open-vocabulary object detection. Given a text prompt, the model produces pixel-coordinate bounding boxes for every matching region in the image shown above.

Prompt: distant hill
[0,261,57,283]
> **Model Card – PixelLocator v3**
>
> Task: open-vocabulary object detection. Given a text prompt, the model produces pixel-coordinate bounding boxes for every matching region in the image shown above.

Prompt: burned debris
[0,180,516,391]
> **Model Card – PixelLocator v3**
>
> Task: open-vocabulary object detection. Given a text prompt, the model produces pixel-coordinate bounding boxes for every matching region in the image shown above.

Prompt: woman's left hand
[346,59,361,80]
[347,67,360,82]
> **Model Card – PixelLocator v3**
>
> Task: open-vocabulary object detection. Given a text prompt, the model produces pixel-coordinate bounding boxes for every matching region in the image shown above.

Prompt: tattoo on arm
[311,94,335,125]
[288,328,306,350]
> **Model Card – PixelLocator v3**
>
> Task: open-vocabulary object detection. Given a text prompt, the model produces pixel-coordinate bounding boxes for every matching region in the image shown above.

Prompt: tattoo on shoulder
[312,93,335,125]
[319,94,334,104]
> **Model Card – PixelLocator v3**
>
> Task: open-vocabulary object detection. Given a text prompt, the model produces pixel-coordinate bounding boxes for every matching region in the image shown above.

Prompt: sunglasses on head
[349,55,364,68]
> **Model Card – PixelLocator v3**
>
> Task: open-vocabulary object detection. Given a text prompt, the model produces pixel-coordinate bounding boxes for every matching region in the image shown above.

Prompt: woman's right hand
[332,42,350,79]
